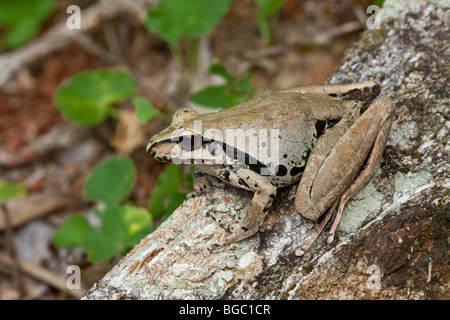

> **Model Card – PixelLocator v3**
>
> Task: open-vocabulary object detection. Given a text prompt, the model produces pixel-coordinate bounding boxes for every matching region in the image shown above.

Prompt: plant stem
[169,41,190,93]
[1,202,25,297]
[187,37,200,72]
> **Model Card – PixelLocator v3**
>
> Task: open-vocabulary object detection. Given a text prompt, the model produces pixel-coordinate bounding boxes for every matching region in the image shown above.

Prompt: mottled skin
[147,81,394,254]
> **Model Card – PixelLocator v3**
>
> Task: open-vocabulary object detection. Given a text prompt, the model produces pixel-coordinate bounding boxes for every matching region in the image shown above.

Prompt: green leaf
[82,230,119,262]
[0,0,56,49]
[255,0,285,21]
[190,62,256,109]
[121,205,152,247]
[189,85,239,109]
[148,164,181,217]
[189,66,256,109]
[80,204,152,262]
[162,191,187,221]
[0,181,26,202]
[182,167,195,189]
[145,0,233,45]
[254,0,285,41]
[52,213,93,247]
[133,96,163,124]
[371,0,385,7]
[209,62,234,83]
[54,69,137,127]
[96,204,124,243]
[83,156,136,205]
[234,72,255,93]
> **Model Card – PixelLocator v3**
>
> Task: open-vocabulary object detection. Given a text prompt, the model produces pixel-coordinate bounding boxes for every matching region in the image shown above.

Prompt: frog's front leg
[193,170,211,197]
[213,168,276,247]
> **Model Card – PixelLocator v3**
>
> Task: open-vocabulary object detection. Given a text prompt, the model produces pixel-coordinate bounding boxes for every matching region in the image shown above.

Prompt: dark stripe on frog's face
[219,141,269,174]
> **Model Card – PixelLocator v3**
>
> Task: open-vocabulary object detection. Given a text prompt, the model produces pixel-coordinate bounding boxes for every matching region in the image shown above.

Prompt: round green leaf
[121,205,152,247]
[162,191,187,221]
[82,230,119,262]
[52,213,93,247]
[133,96,162,124]
[0,180,26,202]
[54,69,137,127]
[83,156,136,204]
[96,204,125,243]
[148,164,180,217]
[145,0,233,45]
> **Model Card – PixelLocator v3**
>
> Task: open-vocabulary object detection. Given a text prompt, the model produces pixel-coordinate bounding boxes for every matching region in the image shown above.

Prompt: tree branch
[83,0,449,300]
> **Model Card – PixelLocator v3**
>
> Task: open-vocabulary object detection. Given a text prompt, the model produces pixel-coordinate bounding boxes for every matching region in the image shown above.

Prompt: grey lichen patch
[237,251,257,270]
[380,0,450,22]
[394,170,433,194]
[337,167,385,234]
[388,121,420,151]
[203,270,235,296]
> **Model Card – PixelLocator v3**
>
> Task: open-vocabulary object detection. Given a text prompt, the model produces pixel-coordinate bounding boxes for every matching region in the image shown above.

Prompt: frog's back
[186,93,334,188]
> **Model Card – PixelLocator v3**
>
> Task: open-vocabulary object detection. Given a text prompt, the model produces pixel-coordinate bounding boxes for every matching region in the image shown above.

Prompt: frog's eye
[206,141,223,156]
[172,108,198,123]
[177,132,202,151]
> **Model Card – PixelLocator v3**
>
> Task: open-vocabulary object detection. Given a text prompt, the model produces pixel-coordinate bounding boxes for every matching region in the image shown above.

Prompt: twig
[0,0,155,88]
[69,32,119,64]
[309,21,362,45]
[0,203,25,297]
[103,22,124,62]
[353,5,371,28]
[246,20,363,62]
[0,193,79,232]
[0,251,86,299]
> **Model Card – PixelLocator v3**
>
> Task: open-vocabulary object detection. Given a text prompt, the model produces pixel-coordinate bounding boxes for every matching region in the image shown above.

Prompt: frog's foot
[207,211,241,233]
[194,173,210,195]
[209,222,259,250]
[193,174,212,205]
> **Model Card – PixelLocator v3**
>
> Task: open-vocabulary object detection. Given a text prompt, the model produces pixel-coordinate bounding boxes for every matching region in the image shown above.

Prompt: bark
[83,0,449,300]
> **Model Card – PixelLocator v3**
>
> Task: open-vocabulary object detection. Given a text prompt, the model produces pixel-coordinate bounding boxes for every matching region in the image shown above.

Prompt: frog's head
[146,108,207,163]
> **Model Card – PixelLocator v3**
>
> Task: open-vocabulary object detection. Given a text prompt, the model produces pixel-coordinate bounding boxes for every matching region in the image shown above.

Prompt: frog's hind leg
[295,97,394,256]
[326,104,394,244]
[296,111,391,256]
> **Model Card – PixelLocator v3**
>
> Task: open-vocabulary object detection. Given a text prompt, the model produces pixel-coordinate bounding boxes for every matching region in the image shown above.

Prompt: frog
[146,81,395,256]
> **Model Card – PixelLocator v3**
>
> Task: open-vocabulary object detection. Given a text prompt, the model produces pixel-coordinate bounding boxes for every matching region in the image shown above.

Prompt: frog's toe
[216,224,258,247]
